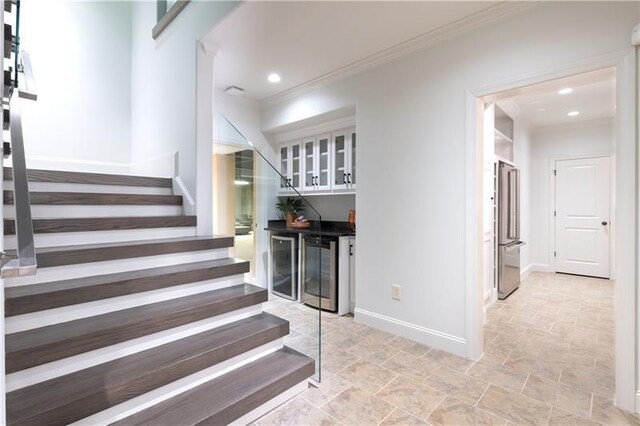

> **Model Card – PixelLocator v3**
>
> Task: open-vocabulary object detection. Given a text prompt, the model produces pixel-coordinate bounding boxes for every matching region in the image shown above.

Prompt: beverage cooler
[270,235,298,301]
[301,235,338,312]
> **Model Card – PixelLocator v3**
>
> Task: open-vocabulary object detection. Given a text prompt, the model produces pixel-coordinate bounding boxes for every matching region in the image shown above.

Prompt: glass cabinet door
[290,142,301,190]
[279,145,289,192]
[317,135,330,190]
[333,132,347,189]
[349,130,356,188]
[303,139,315,191]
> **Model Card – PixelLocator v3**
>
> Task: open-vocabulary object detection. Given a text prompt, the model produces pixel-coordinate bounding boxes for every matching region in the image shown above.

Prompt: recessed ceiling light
[268,73,281,83]
[558,88,573,95]
[538,108,546,112]
[567,111,580,117]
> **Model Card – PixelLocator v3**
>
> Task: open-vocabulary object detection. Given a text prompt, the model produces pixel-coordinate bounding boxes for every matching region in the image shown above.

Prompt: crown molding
[272,116,356,144]
[261,1,539,108]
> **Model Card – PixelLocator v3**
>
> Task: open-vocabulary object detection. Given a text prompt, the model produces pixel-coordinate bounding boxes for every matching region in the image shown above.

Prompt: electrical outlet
[391,284,401,300]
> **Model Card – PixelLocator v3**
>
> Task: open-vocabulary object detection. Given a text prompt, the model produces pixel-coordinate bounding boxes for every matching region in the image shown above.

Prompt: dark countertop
[265,220,355,237]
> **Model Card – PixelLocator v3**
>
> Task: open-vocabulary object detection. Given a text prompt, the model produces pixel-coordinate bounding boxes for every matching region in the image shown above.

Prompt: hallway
[256,273,640,425]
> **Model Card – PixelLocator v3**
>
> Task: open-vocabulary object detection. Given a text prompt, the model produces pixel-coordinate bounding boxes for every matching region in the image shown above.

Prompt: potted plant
[276,197,305,227]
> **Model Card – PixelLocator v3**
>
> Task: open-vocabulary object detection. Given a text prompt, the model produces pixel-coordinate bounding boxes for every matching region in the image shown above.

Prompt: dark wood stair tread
[4,191,182,205]
[4,168,172,187]
[5,283,267,373]
[5,236,234,268]
[4,215,197,235]
[7,313,289,426]
[6,258,250,316]
[114,346,314,426]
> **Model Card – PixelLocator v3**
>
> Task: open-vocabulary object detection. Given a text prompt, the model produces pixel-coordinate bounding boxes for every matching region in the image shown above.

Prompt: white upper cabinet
[332,128,356,191]
[278,141,303,194]
[277,124,356,195]
[302,135,332,193]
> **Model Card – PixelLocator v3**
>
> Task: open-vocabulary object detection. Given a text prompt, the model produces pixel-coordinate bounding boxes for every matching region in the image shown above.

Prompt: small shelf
[494,128,513,144]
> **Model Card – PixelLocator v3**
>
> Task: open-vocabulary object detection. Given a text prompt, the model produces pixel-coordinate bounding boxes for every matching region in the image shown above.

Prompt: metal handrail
[1,50,37,278]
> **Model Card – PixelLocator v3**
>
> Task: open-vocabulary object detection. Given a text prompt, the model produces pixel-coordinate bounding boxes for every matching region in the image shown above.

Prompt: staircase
[2,168,314,425]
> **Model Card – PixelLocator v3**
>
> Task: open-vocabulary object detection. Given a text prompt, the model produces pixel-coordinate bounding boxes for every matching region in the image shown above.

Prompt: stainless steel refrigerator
[497,162,526,299]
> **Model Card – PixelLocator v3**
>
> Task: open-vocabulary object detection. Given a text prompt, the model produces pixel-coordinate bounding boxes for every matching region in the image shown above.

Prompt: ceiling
[204,1,504,102]
[495,68,616,129]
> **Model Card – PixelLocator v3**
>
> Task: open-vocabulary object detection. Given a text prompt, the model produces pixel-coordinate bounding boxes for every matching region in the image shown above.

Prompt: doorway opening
[213,145,256,282]
[471,63,638,421]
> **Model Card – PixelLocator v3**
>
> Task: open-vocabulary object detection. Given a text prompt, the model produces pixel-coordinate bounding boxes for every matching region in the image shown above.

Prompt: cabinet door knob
[602,221,608,226]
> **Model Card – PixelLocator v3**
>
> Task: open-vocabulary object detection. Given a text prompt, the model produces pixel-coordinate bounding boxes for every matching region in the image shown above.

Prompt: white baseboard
[354,308,466,357]
[130,151,177,178]
[13,152,178,178]
[483,289,497,313]
[173,176,196,216]
[521,263,534,280]
[530,263,552,273]
[18,156,131,175]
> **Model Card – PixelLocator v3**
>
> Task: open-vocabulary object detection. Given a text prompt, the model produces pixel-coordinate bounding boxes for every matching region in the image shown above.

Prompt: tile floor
[256,272,640,425]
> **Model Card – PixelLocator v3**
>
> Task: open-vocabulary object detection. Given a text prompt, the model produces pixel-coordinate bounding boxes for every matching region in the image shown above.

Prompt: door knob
[601,221,608,226]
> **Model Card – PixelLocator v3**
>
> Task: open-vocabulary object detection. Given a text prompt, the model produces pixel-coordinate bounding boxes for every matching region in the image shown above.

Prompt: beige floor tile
[590,395,640,425]
[424,366,489,406]
[503,347,564,381]
[428,396,508,426]
[559,365,614,398]
[423,348,474,373]
[319,345,360,374]
[374,376,446,420]
[336,358,397,394]
[322,330,361,350]
[482,340,513,365]
[349,338,401,365]
[379,409,428,425]
[522,374,591,418]
[386,336,431,357]
[467,361,528,393]
[256,397,338,426]
[301,372,350,407]
[477,385,552,426]
[381,351,439,383]
[357,326,396,344]
[320,386,394,425]
[548,408,599,426]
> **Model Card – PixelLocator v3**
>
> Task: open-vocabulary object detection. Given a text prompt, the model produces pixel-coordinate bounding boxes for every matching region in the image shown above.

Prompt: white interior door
[555,156,610,278]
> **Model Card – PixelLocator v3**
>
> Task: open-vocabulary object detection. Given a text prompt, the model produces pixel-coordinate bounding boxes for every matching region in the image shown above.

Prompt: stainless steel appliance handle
[508,170,517,240]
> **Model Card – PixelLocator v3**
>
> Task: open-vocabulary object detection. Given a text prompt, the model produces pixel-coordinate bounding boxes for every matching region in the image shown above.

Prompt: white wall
[513,116,533,273]
[298,195,355,222]
[130,1,239,193]
[19,0,132,171]
[529,118,614,271]
[262,2,637,355]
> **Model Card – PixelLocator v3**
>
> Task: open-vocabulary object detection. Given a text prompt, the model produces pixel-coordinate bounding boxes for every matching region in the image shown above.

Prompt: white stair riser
[4,181,173,195]
[4,227,197,249]
[6,249,229,287]
[6,275,247,333]
[6,305,264,391]
[71,340,284,426]
[4,205,183,219]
